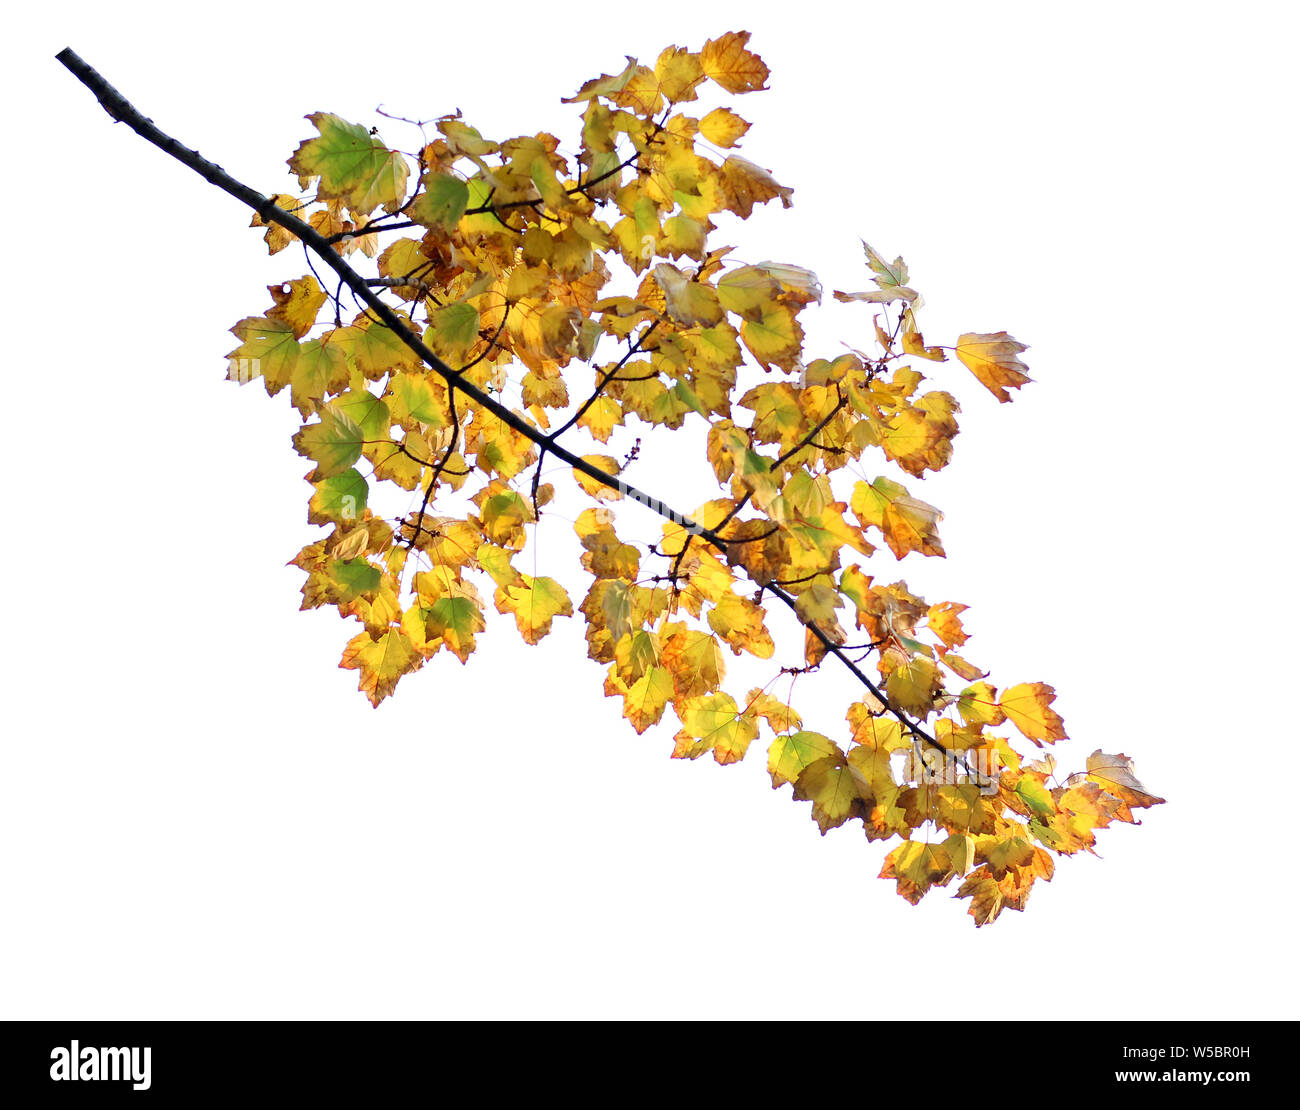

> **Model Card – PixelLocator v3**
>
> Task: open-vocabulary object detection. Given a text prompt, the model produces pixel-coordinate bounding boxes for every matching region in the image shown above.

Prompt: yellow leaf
[266,275,327,338]
[850,477,945,559]
[652,263,725,326]
[1084,751,1165,811]
[700,31,770,94]
[739,304,803,371]
[576,395,625,442]
[496,575,572,645]
[573,455,622,500]
[879,841,955,905]
[926,601,969,649]
[617,666,674,733]
[654,45,705,103]
[699,107,751,148]
[289,113,410,215]
[792,755,865,834]
[673,692,759,764]
[901,320,946,362]
[339,628,422,706]
[661,627,725,699]
[744,689,802,736]
[706,592,775,658]
[721,155,793,218]
[575,509,641,580]
[999,682,1067,746]
[884,655,943,716]
[955,331,1032,403]
[767,731,842,788]
[563,56,639,104]
[957,681,1004,727]
[227,315,299,396]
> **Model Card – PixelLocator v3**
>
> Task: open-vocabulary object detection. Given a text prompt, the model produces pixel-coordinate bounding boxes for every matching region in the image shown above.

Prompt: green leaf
[288,113,409,215]
[331,389,390,442]
[409,173,469,231]
[308,469,369,525]
[767,731,843,788]
[425,303,480,362]
[330,558,382,600]
[293,406,365,480]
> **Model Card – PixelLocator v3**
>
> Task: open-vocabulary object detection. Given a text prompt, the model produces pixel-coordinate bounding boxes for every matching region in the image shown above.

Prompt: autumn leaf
[955,332,1032,402]
[293,404,366,480]
[1000,682,1068,746]
[721,155,793,217]
[289,113,409,215]
[699,108,750,148]
[267,275,327,338]
[767,731,842,789]
[851,477,945,559]
[227,315,299,395]
[793,755,865,834]
[1084,751,1166,811]
[409,174,469,231]
[879,841,955,905]
[700,31,770,94]
[339,628,422,706]
[833,240,920,307]
[496,575,573,645]
[674,692,759,764]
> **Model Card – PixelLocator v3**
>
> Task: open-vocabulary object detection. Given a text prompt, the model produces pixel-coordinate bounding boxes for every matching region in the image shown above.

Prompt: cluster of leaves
[222,31,1161,924]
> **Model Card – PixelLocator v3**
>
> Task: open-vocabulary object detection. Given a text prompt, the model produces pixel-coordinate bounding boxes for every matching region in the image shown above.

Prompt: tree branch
[55,46,956,760]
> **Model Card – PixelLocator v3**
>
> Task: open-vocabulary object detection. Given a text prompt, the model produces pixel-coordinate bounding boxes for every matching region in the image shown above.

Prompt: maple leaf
[289,113,410,215]
[653,263,725,327]
[721,155,793,218]
[879,841,955,905]
[408,173,469,231]
[563,56,639,104]
[415,589,487,664]
[850,477,945,559]
[707,591,775,659]
[339,628,422,707]
[884,655,943,716]
[293,405,366,480]
[227,315,299,395]
[833,241,921,307]
[612,667,674,734]
[740,305,803,371]
[660,626,725,700]
[308,469,368,526]
[793,754,865,834]
[654,45,705,103]
[496,575,573,645]
[1000,682,1067,746]
[926,601,969,649]
[1084,751,1166,812]
[267,276,327,338]
[673,692,759,763]
[700,31,770,94]
[768,731,843,790]
[699,108,750,148]
[289,337,349,416]
[954,332,1032,402]
[573,454,622,500]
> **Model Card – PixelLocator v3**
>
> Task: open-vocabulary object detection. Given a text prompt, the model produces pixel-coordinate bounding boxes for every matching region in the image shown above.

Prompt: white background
[3,0,1296,1019]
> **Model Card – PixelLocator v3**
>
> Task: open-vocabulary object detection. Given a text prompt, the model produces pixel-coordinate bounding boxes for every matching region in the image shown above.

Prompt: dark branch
[55,47,955,760]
